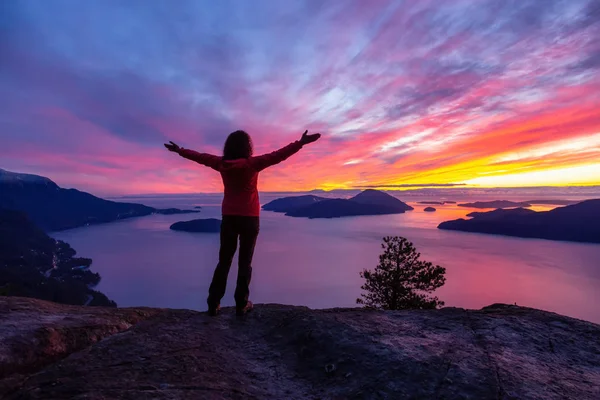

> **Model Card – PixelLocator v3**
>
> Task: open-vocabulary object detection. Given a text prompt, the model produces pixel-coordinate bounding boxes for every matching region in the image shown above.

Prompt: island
[0,209,115,306]
[418,201,444,205]
[444,201,457,204]
[1,298,598,399]
[466,208,536,218]
[262,195,326,213]
[351,189,413,211]
[265,189,413,219]
[526,199,578,206]
[424,207,436,212]
[156,208,199,215]
[438,199,600,243]
[457,200,532,209]
[0,169,198,231]
[170,218,221,233]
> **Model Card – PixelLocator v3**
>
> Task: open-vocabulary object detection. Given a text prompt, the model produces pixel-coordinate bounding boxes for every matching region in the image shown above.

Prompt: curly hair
[223,130,253,160]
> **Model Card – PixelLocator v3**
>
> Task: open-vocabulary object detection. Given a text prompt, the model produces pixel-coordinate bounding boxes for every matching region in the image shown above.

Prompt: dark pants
[207,215,260,309]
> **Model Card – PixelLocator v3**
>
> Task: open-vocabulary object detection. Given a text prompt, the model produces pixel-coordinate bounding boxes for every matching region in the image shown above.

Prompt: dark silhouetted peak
[0,169,58,189]
[262,195,327,213]
[350,189,413,211]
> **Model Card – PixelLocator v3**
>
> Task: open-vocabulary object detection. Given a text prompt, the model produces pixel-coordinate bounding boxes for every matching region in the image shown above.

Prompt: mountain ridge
[439,199,600,243]
[0,169,198,231]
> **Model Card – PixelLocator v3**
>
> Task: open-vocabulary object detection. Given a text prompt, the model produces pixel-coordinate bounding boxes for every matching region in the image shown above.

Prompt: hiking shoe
[208,304,221,317]
[236,300,253,317]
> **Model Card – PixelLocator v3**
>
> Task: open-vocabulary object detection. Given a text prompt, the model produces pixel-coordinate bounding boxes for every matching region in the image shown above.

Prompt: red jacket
[179,141,303,217]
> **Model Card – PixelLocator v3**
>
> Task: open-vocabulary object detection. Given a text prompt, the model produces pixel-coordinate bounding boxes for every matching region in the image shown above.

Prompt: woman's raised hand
[300,130,321,145]
[164,141,181,153]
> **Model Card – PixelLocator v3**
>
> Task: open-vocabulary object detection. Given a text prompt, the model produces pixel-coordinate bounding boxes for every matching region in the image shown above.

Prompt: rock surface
[1,297,599,399]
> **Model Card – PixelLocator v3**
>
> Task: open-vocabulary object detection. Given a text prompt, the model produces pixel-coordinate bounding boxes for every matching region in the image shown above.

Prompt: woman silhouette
[165,130,321,316]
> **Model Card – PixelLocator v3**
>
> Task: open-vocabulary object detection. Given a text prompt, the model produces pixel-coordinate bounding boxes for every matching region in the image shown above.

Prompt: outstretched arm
[251,130,321,171]
[164,141,221,171]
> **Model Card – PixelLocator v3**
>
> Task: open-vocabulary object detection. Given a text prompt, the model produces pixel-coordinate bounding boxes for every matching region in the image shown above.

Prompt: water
[52,194,600,324]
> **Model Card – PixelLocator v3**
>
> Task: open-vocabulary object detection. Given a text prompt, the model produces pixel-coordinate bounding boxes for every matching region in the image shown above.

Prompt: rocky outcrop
[1,297,599,399]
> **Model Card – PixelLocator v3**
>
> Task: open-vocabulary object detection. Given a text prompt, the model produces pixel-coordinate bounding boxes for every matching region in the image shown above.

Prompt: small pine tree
[357,236,446,310]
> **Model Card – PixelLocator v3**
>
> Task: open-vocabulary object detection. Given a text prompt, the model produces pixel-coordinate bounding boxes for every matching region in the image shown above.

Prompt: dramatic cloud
[1,0,599,195]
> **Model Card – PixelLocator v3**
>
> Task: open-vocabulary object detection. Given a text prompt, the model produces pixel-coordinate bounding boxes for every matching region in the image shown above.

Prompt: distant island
[264,189,413,219]
[438,199,600,243]
[424,207,436,212]
[262,195,326,213]
[418,201,444,205]
[0,209,115,306]
[170,218,221,233]
[466,208,536,218]
[458,200,532,209]
[0,169,198,231]
[526,199,578,206]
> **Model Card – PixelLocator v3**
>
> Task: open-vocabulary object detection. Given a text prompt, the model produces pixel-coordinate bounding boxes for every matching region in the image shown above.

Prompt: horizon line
[107,184,600,198]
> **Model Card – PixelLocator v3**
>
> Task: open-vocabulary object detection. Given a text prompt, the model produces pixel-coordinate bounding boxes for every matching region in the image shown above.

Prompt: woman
[165,130,321,316]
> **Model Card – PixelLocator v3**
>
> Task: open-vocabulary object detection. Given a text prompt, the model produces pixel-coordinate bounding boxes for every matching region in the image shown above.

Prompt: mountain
[458,200,532,209]
[0,169,198,231]
[438,199,600,243]
[2,298,598,399]
[350,189,414,211]
[262,195,327,213]
[170,218,221,233]
[285,190,413,218]
[0,209,115,306]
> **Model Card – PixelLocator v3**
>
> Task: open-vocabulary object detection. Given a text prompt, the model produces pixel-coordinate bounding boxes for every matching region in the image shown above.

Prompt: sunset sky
[1,0,599,195]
